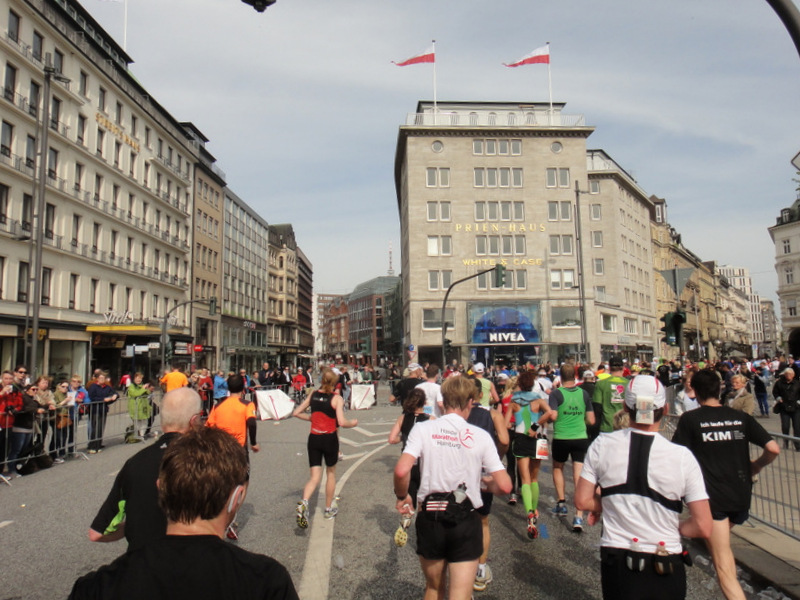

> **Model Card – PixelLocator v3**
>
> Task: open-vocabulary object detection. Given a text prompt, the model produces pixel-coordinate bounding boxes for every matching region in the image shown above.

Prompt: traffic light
[494,264,506,287]
[209,296,217,316]
[673,310,686,345]
[444,338,453,355]
[165,340,174,363]
[660,312,677,346]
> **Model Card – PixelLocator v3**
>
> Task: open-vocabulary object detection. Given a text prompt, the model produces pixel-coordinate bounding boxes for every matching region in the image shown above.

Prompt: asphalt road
[0,391,781,600]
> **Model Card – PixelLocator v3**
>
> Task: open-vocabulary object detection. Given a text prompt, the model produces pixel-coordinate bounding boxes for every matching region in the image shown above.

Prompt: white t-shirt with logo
[581,428,707,554]
[403,413,505,508]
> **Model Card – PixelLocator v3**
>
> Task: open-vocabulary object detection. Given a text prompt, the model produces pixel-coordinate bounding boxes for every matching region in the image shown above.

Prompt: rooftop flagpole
[432,39,437,119]
[546,42,553,125]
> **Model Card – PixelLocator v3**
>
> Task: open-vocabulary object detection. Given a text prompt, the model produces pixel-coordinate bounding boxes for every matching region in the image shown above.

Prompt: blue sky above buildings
[88,0,800,299]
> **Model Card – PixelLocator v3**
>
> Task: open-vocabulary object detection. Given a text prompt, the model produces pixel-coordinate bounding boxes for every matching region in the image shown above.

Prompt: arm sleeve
[403,423,423,460]
[681,450,709,503]
[745,414,774,448]
[548,390,563,412]
[90,467,126,535]
[580,438,600,484]
[583,389,593,413]
[247,417,257,446]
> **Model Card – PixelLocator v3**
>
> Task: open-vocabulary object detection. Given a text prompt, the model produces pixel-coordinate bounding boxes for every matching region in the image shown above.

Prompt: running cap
[496,372,509,381]
[407,362,422,372]
[473,362,485,373]
[583,370,595,379]
[624,375,666,410]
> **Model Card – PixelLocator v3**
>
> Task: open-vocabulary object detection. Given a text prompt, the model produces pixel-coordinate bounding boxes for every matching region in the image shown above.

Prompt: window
[428,270,452,290]
[595,286,606,302]
[53,49,63,74]
[114,141,121,167]
[591,204,602,220]
[513,202,524,220]
[71,214,81,246]
[96,128,105,156]
[642,321,651,336]
[785,266,794,285]
[40,267,51,305]
[28,81,40,117]
[79,71,88,96]
[546,167,570,188]
[8,10,20,43]
[423,308,454,329]
[427,201,450,221]
[92,223,100,253]
[94,174,103,200]
[549,234,573,255]
[47,147,58,179]
[0,184,7,224]
[552,307,581,327]
[130,115,137,137]
[44,203,54,239]
[601,314,617,332]
[98,87,106,111]
[17,261,29,302]
[4,63,17,101]
[50,96,61,130]
[547,201,572,221]
[68,273,78,309]
[22,194,32,230]
[550,269,575,290]
[24,135,34,168]
[624,318,637,334]
[0,121,11,156]
[32,31,43,61]
[115,101,123,124]
[90,279,98,312]
[589,180,600,194]
[789,300,797,317]
[427,235,452,256]
[426,167,450,187]
[594,258,605,275]
[592,231,603,247]
[784,239,791,254]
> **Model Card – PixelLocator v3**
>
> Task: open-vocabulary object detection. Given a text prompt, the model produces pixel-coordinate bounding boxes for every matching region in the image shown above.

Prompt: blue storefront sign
[468,304,541,344]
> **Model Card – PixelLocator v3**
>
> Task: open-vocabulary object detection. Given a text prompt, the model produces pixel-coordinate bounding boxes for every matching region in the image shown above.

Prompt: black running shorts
[551,438,589,464]
[512,433,539,459]
[415,510,482,563]
[307,432,339,468]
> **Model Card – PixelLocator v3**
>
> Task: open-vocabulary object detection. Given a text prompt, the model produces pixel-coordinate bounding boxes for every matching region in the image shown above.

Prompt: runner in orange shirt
[160,365,189,393]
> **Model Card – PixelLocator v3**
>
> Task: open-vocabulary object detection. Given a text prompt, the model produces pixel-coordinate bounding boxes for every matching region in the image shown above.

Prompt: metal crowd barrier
[1,389,163,486]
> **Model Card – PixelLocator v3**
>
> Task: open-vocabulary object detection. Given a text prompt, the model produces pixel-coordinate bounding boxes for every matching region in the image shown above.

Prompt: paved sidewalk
[731,521,800,599]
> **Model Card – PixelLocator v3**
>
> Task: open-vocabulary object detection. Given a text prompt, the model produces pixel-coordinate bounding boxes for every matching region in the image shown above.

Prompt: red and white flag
[393,45,435,66]
[503,45,550,68]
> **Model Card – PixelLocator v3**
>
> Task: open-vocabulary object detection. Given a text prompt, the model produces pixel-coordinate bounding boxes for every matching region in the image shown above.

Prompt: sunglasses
[17,370,27,374]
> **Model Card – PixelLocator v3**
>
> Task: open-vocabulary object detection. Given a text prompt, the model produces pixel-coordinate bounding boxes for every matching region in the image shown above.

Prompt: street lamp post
[29,55,69,379]
[574,182,589,364]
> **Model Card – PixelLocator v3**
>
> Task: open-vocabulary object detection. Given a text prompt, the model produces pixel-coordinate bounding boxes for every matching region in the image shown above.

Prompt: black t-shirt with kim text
[672,405,773,513]
[69,535,298,600]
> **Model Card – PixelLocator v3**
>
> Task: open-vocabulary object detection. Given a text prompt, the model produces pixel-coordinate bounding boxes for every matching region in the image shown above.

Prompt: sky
[86,0,800,301]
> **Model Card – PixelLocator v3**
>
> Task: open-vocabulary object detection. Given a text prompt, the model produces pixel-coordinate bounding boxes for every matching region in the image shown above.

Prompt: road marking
[338,437,387,448]
[297,441,388,600]
[0,520,13,529]
[351,426,390,438]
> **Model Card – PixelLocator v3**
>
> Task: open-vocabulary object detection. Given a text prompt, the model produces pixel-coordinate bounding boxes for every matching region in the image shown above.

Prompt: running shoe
[507,493,518,506]
[325,497,340,520]
[473,564,493,592]
[527,511,539,539]
[551,502,568,516]
[296,500,309,529]
[394,508,414,547]
[572,517,583,533]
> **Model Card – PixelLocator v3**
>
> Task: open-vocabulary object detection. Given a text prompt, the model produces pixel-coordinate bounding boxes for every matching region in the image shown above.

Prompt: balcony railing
[405,111,587,128]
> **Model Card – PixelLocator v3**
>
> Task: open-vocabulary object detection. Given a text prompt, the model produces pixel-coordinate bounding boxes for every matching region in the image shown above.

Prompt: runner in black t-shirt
[72,427,298,600]
[672,369,779,600]
[389,363,424,406]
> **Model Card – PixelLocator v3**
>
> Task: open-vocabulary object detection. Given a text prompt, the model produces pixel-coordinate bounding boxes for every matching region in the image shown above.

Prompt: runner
[292,368,358,528]
[503,370,555,539]
[542,362,595,531]
[393,376,511,600]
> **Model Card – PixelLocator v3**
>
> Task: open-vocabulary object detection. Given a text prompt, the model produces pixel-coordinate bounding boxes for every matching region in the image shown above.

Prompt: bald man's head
[160,387,202,433]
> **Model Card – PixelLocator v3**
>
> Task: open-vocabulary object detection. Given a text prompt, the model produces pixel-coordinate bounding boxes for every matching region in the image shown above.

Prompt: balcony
[404,110,586,128]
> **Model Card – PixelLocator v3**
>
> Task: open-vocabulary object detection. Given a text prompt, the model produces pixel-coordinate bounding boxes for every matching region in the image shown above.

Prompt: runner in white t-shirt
[394,376,511,600]
[575,375,711,600]
[416,364,444,417]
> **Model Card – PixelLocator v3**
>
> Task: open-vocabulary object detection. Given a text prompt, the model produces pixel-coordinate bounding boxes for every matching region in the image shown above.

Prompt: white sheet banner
[255,389,295,420]
[350,384,376,410]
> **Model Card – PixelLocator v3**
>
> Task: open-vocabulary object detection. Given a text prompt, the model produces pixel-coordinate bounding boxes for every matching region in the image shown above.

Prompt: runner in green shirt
[592,356,629,433]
